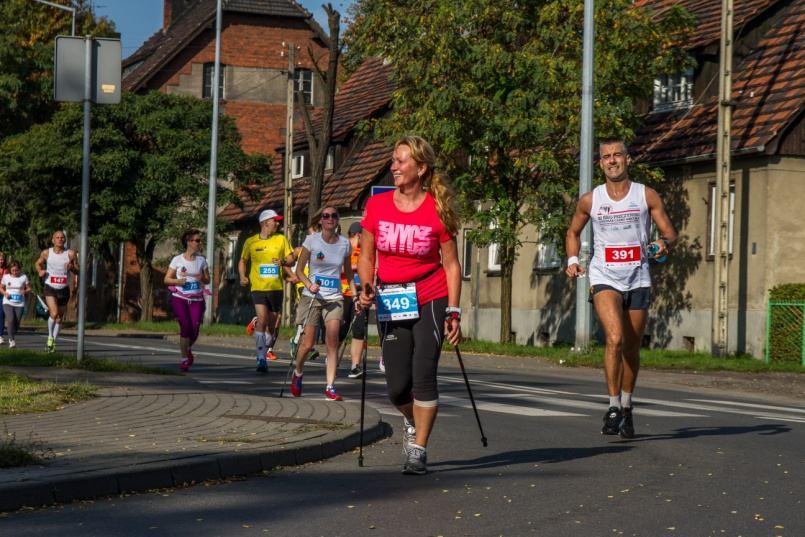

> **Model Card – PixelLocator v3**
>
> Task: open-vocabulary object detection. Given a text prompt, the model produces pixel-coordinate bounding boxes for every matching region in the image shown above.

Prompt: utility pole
[204,0,223,325]
[712,0,733,356]
[574,0,595,351]
[282,42,295,326]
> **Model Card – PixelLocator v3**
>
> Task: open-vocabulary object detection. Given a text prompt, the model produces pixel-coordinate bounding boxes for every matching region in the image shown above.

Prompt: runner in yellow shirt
[239,209,296,373]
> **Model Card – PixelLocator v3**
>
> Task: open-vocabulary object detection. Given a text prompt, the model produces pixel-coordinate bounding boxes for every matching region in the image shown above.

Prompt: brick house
[114,0,329,321]
[216,56,396,322]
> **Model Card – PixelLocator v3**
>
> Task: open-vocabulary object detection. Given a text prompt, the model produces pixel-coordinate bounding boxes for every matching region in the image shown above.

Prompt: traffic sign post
[54,36,121,361]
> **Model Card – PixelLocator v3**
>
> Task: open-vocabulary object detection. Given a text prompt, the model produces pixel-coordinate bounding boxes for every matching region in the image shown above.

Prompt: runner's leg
[410,298,447,448]
[621,308,648,395]
[592,289,626,401]
[324,317,340,386]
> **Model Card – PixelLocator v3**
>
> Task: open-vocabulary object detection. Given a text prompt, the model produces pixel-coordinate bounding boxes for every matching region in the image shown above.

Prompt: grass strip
[23,320,803,373]
[0,349,173,375]
[0,369,96,415]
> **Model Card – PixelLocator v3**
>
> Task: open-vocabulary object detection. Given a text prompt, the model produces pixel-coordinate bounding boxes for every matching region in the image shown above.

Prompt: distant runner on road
[164,228,210,372]
[565,138,677,439]
[35,230,78,353]
[239,209,296,373]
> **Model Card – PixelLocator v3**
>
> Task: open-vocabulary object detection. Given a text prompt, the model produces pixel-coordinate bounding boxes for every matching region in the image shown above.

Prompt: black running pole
[358,283,372,467]
[454,345,488,447]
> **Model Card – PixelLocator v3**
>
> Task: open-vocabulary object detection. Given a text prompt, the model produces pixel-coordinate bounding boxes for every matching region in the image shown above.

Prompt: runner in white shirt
[565,139,677,439]
[290,205,355,401]
[35,230,79,353]
[164,228,210,372]
[0,261,31,348]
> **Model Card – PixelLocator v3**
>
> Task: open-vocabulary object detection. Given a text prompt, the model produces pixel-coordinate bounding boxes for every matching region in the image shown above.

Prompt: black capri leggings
[339,297,367,342]
[380,296,447,406]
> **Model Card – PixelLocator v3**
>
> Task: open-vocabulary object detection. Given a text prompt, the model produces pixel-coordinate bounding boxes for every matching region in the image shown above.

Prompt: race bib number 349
[377,284,419,322]
[604,244,641,268]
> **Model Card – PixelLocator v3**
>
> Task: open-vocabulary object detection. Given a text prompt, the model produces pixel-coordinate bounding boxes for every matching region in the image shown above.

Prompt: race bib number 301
[604,244,641,268]
[314,275,340,292]
[376,284,419,322]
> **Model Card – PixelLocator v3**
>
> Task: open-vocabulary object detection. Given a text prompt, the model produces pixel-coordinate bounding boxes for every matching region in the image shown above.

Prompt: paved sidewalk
[0,367,384,512]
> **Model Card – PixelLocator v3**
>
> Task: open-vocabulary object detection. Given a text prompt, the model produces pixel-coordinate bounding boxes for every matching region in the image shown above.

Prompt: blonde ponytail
[394,136,460,236]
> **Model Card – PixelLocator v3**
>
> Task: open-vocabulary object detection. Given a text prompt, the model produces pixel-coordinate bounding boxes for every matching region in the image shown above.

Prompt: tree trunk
[136,237,156,322]
[499,240,515,344]
[300,5,340,227]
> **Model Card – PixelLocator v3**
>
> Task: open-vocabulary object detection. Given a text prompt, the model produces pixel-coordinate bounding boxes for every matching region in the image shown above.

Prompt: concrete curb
[0,410,386,512]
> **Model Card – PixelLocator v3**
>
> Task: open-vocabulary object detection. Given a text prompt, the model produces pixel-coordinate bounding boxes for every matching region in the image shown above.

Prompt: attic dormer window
[653,68,693,112]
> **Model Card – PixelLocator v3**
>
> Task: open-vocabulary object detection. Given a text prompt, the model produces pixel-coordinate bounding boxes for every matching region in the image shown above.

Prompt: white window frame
[325,147,335,171]
[202,62,226,100]
[653,68,694,112]
[461,231,473,279]
[294,69,314,104]
[226,234,239,280]
[535,237,562,271]
[488,242,501,272]
[292,154,304,178]
[707,183,735,258]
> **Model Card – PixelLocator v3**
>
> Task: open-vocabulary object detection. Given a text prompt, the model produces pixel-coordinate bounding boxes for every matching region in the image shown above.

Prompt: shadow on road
[432,445,633,472]
[628,423,791,442]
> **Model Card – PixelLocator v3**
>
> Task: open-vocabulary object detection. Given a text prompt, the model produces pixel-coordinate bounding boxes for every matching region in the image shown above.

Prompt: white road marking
[686,399,805,414]
[439,394,585,417]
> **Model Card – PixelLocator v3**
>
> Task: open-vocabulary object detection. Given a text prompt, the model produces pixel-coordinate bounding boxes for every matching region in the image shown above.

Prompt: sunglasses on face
[321,213,339,220]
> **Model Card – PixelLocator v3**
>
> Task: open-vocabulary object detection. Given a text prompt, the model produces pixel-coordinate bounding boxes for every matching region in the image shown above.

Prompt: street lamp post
[204,0,223,325]
[31,0,75,36]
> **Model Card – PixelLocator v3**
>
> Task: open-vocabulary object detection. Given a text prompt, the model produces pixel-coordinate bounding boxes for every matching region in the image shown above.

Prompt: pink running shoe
[291,371,303,397]
[324,385,343,401]
[187,349,194,366]
[180,357,190,372]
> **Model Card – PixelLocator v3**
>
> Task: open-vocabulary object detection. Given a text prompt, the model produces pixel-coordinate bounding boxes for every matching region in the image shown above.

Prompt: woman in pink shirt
[358,135,462,475]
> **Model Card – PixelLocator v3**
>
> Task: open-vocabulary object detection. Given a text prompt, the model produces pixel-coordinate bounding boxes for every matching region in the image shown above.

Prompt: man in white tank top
[35,230,79,353]
[565,139,677,439]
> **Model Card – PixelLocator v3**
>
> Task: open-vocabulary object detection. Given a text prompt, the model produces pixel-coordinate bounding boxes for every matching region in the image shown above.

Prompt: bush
[767,284,805,364]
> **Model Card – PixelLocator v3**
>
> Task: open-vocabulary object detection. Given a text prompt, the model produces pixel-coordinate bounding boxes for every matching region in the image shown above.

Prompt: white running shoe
[0,336,5,344]
[402,416,416,456]
[8,340,15,349]
[379,355,385,373]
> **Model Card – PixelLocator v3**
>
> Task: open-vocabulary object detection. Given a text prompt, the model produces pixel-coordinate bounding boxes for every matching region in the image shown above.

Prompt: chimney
[163,0,192,30]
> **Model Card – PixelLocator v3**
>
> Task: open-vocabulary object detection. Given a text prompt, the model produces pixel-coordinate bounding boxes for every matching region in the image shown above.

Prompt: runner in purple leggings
[164,229,210,372]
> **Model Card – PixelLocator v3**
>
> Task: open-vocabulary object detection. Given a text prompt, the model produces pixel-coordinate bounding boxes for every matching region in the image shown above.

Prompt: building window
[461,231,473,279]
[653,68,693,112]
[325,147,335,171]
[226,235,239,280]
[292,154,304,178]
[488,242,501,272]
[707,183,735,259]
[294,69,313,104]
[535,238,562,271]
[202,62,225,99]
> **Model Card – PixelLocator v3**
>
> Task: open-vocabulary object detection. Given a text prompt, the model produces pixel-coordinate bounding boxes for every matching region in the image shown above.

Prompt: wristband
[445,306,461,321]
[567,256,579,267]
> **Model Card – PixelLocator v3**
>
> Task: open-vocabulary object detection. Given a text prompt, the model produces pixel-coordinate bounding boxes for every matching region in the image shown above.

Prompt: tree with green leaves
[0,91,271,320]
[345,0,693,342]
[0,0,115,140]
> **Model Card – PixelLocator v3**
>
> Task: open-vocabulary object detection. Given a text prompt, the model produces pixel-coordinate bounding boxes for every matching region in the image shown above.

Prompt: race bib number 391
[604,244,641,268]
[376,284,419,322]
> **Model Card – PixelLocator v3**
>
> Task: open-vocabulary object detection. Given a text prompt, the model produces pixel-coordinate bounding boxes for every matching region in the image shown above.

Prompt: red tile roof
[220,57,396,222]
[292,57,396,145]
[632,0,805,164]
[635,0,781,49]
[122,0,325,91]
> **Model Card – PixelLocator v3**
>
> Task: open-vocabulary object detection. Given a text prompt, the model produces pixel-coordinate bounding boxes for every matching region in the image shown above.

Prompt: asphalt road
[2,332,803,537]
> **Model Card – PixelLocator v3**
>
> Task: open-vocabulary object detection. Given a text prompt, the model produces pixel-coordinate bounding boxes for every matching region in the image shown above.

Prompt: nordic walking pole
[454,345,488,447]
[279,288,316,398]
[358,282,372,467]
